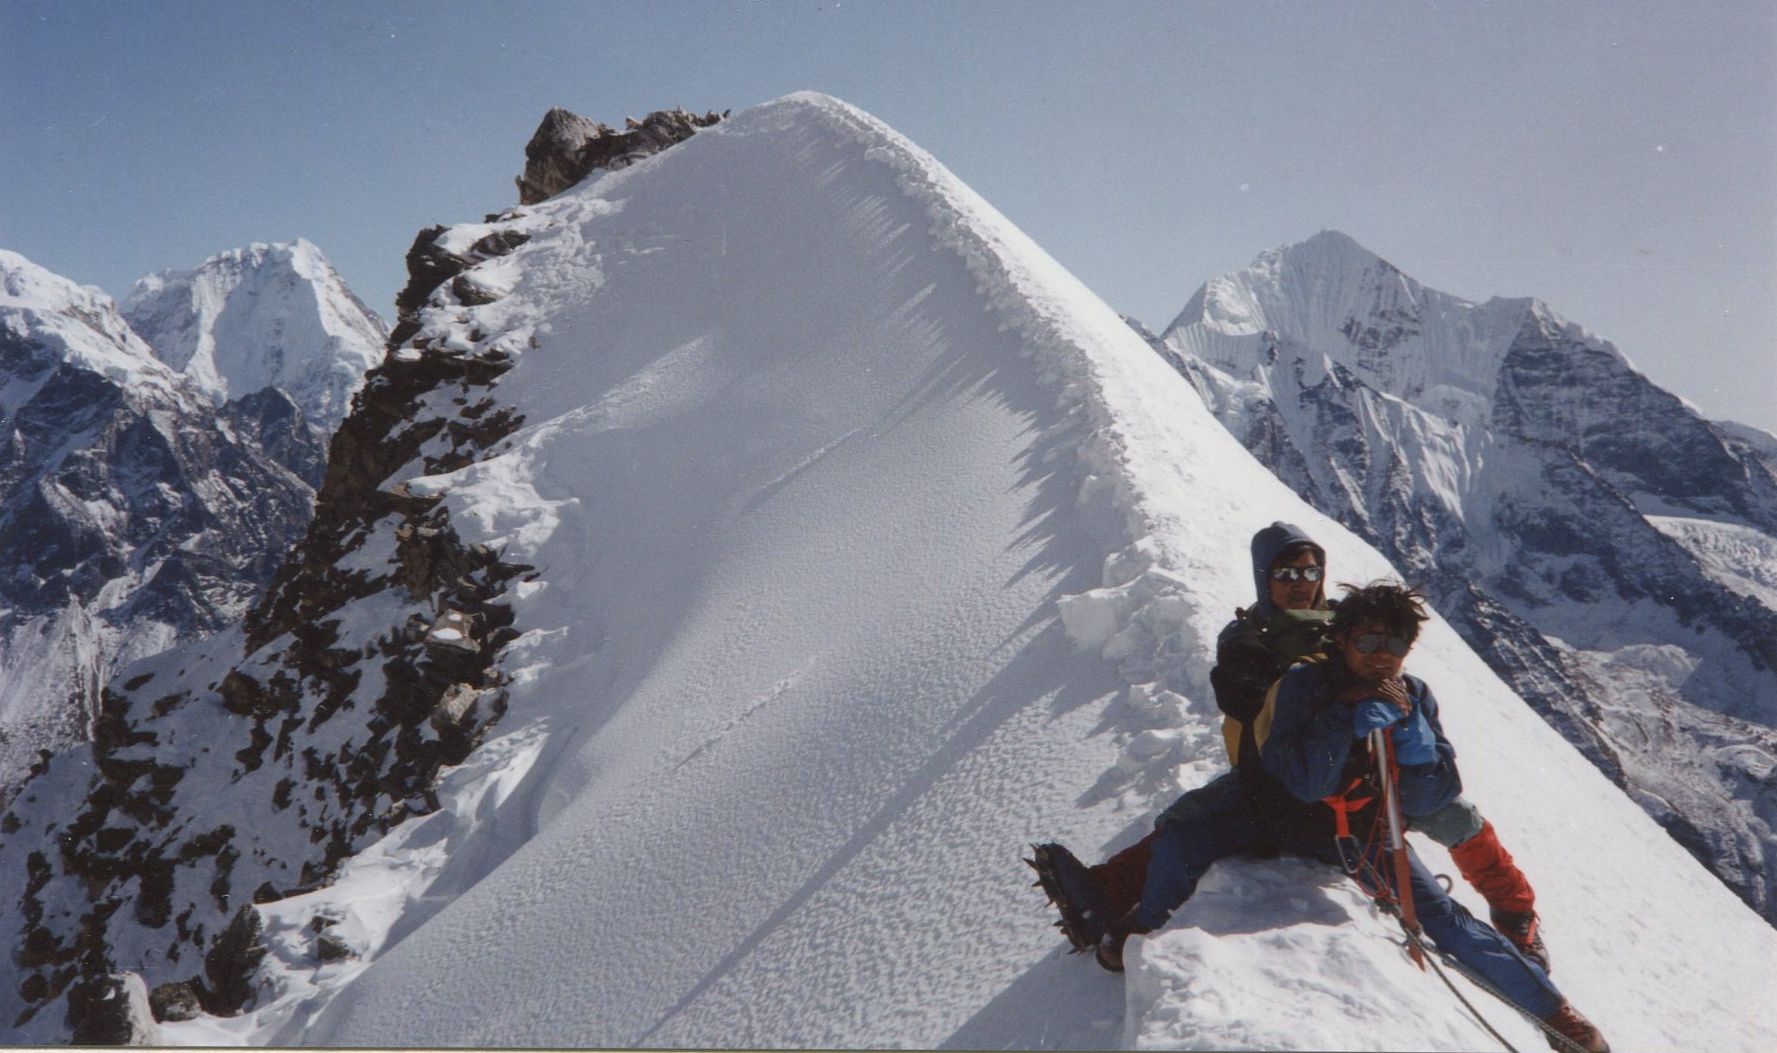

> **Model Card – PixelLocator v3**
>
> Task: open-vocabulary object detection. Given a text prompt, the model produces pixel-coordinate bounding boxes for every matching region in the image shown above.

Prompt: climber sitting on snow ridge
[1031,539,1608,1050]
[1034,523,1546,971]
[1246,582,1607,1052]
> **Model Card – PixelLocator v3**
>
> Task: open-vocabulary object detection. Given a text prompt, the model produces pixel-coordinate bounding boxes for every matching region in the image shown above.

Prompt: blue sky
[4,0,1773,431]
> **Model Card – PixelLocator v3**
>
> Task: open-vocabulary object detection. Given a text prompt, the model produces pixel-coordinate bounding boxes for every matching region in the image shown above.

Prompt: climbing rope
[1340,736,1590,1053]
[1342,841,1520,1052]
[1396,918,1593,1053]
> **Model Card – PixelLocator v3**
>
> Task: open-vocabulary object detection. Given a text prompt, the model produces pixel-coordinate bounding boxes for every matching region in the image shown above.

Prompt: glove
[1391,706,1437,766]
[1351,698,1403,738]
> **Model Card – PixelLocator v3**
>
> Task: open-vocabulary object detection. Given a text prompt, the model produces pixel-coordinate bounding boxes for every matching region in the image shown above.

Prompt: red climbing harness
[1322,730,1425,967]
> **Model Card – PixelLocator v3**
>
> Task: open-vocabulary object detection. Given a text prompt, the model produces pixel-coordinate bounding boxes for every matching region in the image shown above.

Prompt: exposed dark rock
[201,906,266,1015]
[515,105,723,206]
[67,972,160,1045]
[431,683,482,732]
[218,670,268,717]
[148,980,203,1023]
[515,107,603,205]
[222,386,329,490]
[471,229,531,258]
[315,929,355,962]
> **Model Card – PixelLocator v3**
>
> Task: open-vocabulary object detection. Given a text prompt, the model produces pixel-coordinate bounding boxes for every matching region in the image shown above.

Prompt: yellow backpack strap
[1221,715,1243,766]
[1250,679,1282,756]
[1227,676,1287,767]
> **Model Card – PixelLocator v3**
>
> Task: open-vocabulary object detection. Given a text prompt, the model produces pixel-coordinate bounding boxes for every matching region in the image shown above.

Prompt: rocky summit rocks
[515,106,724,204]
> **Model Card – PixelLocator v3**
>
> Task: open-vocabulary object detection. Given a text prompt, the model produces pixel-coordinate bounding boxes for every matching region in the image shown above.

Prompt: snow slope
[45,95,1773,1049]
[123,239,385,431]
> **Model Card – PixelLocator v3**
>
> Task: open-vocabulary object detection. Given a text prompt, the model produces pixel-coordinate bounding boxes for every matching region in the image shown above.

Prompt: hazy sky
[5,0,1774,431]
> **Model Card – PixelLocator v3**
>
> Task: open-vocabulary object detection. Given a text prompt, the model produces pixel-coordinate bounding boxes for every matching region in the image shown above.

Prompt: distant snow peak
[123,239,386,431]
[0,250,321,796]
[1163,228,1777,928]
[1168,232,1572,411]
[0,248,166,389]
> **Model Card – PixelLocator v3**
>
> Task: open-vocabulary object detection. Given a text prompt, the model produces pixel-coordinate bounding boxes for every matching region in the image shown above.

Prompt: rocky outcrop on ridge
[0,99,722,1040]
[515,105,724,205]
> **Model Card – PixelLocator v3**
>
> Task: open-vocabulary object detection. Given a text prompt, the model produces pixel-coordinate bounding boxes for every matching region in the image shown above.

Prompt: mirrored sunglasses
[1353,632,1412,657]
[1270,565,1324,583]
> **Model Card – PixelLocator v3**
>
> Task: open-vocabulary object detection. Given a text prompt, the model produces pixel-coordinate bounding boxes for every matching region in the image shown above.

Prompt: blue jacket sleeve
[1259,666,1359,802]
[1394,677,1463,816]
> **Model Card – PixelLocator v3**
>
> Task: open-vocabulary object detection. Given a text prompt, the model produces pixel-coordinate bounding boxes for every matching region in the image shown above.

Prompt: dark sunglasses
[1352,632,1413,657]
[1270,565,1324,583]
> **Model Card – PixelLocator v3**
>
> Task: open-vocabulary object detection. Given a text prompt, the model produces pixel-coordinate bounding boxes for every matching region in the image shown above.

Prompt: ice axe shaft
[1371,727,1425,968]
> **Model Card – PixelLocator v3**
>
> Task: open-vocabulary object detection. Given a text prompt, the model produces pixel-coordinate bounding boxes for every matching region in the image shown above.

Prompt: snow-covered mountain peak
[1160,223,1777,946]
[0,249,169,392]
[1262,228,1401,280]
[1164,231,1551,410]
[122,239,386,429]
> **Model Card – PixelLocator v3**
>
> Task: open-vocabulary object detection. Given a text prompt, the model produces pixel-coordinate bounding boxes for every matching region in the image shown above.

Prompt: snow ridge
[279,95,1774,1052]
[1,249,174,398]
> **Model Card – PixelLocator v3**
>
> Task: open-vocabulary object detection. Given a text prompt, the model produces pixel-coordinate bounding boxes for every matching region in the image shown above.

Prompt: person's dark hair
[1329,581,1430,638]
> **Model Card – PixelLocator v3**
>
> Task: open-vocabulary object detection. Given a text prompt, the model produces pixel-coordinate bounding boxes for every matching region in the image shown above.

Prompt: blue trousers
[1135,772,1563,1018]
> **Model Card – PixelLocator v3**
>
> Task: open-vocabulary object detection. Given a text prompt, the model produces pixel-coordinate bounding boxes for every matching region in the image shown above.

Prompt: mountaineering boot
[1448,820,1549,971]
[1491,907,1551,974]
[1089,831,1156,921]
[1540,1002,1609,1052]
[1094,907,1154,973]
[1027,843,1114,951]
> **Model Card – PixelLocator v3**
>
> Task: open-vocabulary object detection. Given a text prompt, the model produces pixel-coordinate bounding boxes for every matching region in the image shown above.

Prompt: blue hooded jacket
[1211,522,1331,728]
[1259,658,1463,821]
[1241,521,1325,623]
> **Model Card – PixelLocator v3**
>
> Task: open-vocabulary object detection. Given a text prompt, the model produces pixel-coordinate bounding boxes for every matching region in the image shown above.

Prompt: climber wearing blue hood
[1210,521,1333,810]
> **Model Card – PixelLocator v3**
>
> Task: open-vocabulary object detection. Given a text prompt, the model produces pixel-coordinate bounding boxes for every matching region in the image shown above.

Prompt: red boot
[1089,831,1156,920]
[1449,820,1549,971]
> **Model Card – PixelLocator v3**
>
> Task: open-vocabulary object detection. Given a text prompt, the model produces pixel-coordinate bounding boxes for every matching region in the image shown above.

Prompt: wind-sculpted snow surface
[9,97,1772,1051]
[1162,232,1777,924]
